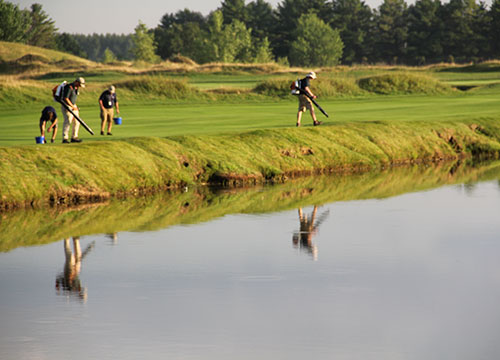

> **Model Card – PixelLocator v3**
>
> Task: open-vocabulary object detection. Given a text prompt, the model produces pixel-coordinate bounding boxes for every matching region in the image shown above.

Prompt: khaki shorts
[100,107,114,124]
[298,95,313,112]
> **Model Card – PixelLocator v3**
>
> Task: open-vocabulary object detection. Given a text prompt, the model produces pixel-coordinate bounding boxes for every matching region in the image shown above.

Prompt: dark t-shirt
[62,83,79,104]
[40,106,57,122]
[299,77,311,90]
[99,91,117,109]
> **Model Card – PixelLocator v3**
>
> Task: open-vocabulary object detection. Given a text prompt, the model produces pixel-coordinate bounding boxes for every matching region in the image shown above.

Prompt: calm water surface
[1,170,500,360]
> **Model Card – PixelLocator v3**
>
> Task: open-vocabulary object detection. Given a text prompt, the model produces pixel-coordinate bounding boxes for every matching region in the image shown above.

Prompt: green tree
[67,33,133,61]
[102,47,117,63]
[489,0,500,58]
[471,1,490,61]
[154,9,207,60]
[440,0,479,62]
[0,0,30,43]
[158,8,206,29]
[274,0,330,59]
[329,0,374,64]
[167,22,209,63]
[206,10,253,63]
[246,0,275,40]
[55,33,87,58]
[289,12,343,66]
[253,37,274,63]
[229,20,253,62]
[372,0,409,63]
[25,3,57,48]
[220,0,248,24]
[407,0,443,64]
[131,21,159,63]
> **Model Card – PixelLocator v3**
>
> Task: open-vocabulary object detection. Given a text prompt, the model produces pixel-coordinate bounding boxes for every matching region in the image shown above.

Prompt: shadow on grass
[437,63,500,73]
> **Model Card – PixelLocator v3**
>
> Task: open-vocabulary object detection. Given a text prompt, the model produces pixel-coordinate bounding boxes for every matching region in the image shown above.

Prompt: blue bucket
[35,136,45,144]
[113,117,122,125]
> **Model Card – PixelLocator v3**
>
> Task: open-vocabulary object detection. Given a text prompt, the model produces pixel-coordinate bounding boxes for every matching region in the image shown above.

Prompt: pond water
[1,161,500,360]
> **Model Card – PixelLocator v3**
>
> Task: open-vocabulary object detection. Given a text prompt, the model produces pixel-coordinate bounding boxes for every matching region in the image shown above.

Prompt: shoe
[51,139,54,143]
[62,139,69,144]
[313,121,323,126]
[296,123,301,127]
[71,138,82,143]
[101,131,104,135]
[107,132,112,136]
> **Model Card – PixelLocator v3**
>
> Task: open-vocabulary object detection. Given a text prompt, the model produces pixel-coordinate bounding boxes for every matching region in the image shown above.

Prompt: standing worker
[296,71,322,127]
[61,77,85,143]
[98,85,119,136]
[39,105,58,143]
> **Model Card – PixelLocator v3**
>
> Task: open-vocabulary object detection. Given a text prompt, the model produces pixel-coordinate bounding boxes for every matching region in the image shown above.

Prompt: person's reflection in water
[55,237,95,302]
[106,232,118,245]
[293,206,329,260]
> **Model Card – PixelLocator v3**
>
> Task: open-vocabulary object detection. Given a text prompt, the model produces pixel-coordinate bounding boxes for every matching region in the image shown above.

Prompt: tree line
[2,0,500,66]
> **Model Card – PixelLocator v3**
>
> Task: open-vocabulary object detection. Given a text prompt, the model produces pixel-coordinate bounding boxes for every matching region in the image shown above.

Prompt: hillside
[0,41,97,74]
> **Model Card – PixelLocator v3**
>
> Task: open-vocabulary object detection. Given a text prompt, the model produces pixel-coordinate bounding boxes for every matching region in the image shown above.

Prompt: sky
[12,0,384,35]
[13,0,494,35]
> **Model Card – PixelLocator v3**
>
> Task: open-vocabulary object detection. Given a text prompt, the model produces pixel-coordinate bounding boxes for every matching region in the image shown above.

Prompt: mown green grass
[2,41,500,209]
[1,88,498,147]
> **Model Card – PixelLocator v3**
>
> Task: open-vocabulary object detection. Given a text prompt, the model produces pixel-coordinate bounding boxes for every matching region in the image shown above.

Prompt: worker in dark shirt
[98,85,119,136]
[296,71,322,127]
[39,106,58,143]
[61,77,85,143]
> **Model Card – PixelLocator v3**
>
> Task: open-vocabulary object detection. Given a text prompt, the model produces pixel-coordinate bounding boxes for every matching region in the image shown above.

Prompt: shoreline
[2,158,500,252]
[1,119,500,212]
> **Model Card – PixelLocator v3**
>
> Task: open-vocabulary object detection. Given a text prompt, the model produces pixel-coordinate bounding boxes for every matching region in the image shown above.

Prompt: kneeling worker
[296,71,322,127]
[39,106,58,143]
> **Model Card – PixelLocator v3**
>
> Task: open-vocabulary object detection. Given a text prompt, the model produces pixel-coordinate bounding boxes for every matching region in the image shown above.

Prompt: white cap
[307,71,317,79]
[76,77,85,87]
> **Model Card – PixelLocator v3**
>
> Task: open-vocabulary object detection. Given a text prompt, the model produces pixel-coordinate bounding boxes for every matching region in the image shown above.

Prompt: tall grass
[358,73,453,95]
[116,76,205,100]
[253,77,366,98]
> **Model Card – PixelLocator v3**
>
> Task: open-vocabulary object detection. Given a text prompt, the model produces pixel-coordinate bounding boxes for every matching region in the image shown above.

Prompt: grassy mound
[436,60,500,73]
[169,54,198,66]
[358,73,453,95]
[0,77,50,106]
[253,77,366,98]
[0,41,95,75]
[115,76,205,100]
[198,62,283,74]
[253,79,291,97]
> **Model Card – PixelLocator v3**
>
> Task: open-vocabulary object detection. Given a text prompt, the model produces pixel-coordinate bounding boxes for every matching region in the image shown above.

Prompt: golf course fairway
[2,42,500,209]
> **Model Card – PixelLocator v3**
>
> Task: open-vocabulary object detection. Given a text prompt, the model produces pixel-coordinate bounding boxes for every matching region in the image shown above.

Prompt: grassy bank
[2,158,500,252]
[3,42,500,211]
[2,119,500,210]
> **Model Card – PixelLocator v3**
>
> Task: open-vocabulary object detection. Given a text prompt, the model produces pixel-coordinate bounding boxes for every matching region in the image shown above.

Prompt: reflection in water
[3,160,500,254]
[106,232,118,245]
[55,237,95,301]
[2,165,500,360]
[293,206,329,260]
